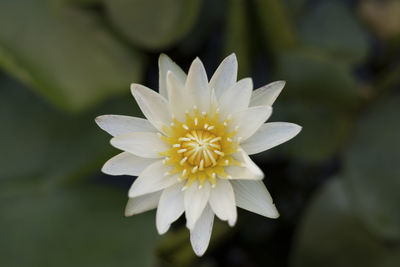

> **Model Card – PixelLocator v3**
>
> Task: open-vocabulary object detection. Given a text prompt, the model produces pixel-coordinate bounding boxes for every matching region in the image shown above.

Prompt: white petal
[128,161,179,197]
[110,132,169,158]
[241,122,302,155]
[225,149,264,180]
[209,179,237,226]
[131,84,171,133]
[231,180,279,218]
[209,53,238,99]
[167,71,191,122]
[231,106,272,141]
[159,54,186,99]
[156,183,185,234]
[250,81,285,107]
[125,191,162,216]
[218,78,253,119]
[185,58,211,113]
[184,180,211,230]
[102,152,157,176]
[95,115,157,137]
[190,205,214,257]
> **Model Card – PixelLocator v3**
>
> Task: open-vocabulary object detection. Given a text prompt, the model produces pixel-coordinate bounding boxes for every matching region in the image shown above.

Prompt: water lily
[95,54,301,256]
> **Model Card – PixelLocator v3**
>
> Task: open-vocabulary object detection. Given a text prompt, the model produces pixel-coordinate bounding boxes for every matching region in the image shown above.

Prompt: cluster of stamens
[160,106,240,190]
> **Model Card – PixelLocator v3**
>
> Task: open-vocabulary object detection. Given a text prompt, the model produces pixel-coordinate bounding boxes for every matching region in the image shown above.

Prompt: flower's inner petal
[184,180,211,229]
[159,54,186,99]
[131,84,172,134]
[185,58,211,114]
[218,78,253,120]
[190,204,214,257]
[209,179,237,226]
[209,53,238,99]
[125,191,162,217]
[102,152,157,176]
[95,115,157,137]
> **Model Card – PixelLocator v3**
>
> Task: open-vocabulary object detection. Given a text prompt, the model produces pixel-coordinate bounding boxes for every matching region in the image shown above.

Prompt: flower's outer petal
[167,71,191,122]
[102,152,157,176]
[231,180,279,218]
[156,183,185,234]
[250,81,285,107]
[209,179,237,226]
[209,53,238,99]
[128,161,179,197]
[95,115,157,137]
[218,78,253,119]
[110,132,169,158]
[185,180,211,230]
[241,122,302,155]
[224,149,264,180]
[159,54,186,99]
[190,205,214,257]
[125,191,162,217]
[185,58,211,113]
[231,106,273,141]
[131,84,171,133]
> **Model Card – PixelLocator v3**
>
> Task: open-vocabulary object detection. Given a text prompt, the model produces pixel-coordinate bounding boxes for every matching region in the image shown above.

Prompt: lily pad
[0,0,143,112]
[105,0,202,50]
[291,178,400,267]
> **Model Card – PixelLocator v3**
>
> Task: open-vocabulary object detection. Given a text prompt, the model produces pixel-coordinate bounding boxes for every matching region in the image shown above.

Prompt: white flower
[95,54,301,256]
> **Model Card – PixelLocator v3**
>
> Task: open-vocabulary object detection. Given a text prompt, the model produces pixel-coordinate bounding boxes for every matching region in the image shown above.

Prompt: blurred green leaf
[343,94,400,241]
[291,179,400,267]
[0,183,160,267]
[275,49,360,162]
[105,0,201,50]
[0,74,138,186]
[300,2,369,65]
[225,0,251,77]
[0,0,143,112]
[254,0,298,53]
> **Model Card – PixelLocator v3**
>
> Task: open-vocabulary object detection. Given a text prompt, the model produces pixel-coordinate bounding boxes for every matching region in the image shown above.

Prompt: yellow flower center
[160,108,240,189]
[181,130,222,168]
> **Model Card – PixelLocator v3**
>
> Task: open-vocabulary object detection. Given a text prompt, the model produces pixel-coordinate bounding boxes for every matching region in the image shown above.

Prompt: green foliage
[105,0,202,50]
[291,179,400,267]
[343,95,400,241]
[0,0,143,112]
[300,2,369,65]
[0,184,160,267]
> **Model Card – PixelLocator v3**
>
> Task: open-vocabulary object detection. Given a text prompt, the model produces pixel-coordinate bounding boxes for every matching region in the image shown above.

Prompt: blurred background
[1,0,400,266]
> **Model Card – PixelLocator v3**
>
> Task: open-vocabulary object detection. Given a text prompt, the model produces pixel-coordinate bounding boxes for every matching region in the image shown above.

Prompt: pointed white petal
[250,81,285,107]
[95,115,157,137]
[131,84,171,133]
[224,149,264,180]
[190,205,214,257]
[218,78,253,119]
[209,53,238,99]
[167,71,191,122]
[230,106,273,141]
[241,122,302,155]
[231,180,279,218]
[185,58,211,113]
[128,161,179,197]
[125,191,162,216]
[156,183,185,234]
[209,179,237,226]
[110,132,169,158]
[184,181,211,230]
[159,54,186,99]
[102,152,157,176]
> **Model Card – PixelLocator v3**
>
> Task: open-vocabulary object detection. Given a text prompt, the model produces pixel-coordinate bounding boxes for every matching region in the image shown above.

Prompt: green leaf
[0,183,160,267]
[274,49,360,162]
[343,95,400,241]
[0,73,138,186]
[0,0,144,112]
[291,179,400,267]
[105,0,202,50]
[253,0,298,53]
[225,0,251,77]
[300,2,369,65]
